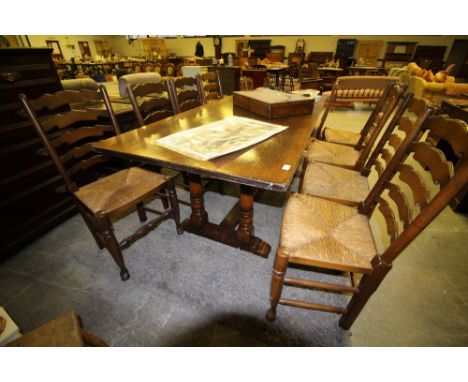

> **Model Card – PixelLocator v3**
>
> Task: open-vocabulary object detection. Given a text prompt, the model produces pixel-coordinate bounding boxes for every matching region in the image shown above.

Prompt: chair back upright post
[99,85,122,134]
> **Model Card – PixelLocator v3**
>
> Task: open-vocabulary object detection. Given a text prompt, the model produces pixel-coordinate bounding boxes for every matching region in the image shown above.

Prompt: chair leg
[266,247,289,321]
[160,187,170,209]
[165,179,183,234]
[94,211,130,281]
[339,259,392,330]
[136,201,147,222]
[76,203,104,249]
[297,156,309,193]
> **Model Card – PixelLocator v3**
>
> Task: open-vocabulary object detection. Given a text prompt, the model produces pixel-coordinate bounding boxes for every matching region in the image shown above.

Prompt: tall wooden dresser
[0,48,76,260]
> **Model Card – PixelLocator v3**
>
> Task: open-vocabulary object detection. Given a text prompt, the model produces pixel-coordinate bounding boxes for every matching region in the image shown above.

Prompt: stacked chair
[266,84,468,328]
[19,88,181,281]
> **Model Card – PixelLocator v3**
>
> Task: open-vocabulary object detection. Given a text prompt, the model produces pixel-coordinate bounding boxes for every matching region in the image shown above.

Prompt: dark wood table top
[94,95,324,192]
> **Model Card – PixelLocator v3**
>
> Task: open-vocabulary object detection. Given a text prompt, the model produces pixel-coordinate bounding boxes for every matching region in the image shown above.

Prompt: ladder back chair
[123,80,174,126]
[167,76,203,114]
[299,96,435,206]
[317,76,400,135]
[321,83,407,146]
[298,62,324,92]
[302,82,405,177]
[197,70,224,103]
[18,89,182,281]
[267,113,468,329]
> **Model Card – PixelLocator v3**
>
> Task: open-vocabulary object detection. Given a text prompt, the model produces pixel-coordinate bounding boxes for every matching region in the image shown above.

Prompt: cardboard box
[233,88,314,119]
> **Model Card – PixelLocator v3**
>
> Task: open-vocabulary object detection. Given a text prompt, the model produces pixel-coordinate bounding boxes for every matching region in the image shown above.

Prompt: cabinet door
[356,41,383,66]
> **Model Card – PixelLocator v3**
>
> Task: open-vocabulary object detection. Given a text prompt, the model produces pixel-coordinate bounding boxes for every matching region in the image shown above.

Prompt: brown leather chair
[267,113,468,329]
[18,89,181,281]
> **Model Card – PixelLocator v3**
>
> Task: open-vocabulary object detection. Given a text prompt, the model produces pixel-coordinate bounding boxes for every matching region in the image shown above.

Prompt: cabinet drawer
[0,174,73,234]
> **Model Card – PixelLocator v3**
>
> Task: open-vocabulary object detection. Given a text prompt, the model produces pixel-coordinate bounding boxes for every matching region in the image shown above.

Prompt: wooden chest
[0,48,74,260]
[233,88,314,119]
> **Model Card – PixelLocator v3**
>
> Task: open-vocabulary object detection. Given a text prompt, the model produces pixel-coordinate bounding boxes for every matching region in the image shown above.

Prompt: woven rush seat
[281,193,376,273]
[75,167,169,215]
[322,129,361,146]
[306,139,361,168]
[300,162,369,205]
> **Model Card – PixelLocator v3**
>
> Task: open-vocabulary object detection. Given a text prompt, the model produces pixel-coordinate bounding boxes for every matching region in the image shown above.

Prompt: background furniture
[0,48,70,262]
[412,45,446,72]
[208,66,240,95]
[383,41,417,68]
[335,39,357,68]
[241,68,267,89]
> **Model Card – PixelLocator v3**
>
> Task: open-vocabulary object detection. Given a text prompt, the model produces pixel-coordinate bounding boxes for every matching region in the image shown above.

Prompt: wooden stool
[6,310,107,347]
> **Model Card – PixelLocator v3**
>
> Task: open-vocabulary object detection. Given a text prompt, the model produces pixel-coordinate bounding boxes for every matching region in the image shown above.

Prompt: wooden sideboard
[0,48,76,261]
[208,66,240,95]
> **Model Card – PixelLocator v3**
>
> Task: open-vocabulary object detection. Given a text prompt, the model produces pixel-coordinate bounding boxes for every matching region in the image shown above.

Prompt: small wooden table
[93,96,324,257]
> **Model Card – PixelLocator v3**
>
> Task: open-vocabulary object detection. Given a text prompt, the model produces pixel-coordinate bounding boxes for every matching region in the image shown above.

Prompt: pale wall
[26,35,467,62]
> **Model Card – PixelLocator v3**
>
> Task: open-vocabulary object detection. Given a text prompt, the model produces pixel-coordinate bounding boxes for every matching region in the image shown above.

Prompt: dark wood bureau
[0,48,76,260]
[208,66,241,95]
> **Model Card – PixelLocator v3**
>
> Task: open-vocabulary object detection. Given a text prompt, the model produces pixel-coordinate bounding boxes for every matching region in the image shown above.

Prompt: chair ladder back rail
[357,84,407,150]
[36,109,104,133]
[52,125,113,150]
[127,81,173,126]
[381,160,468,265]
[139,97,173,125]
[375,115,468,264]
[198,71,224,102]
[18,93,78,192]
[361,92,415,175]
[168,77,203,114]
[28,89,102,112]
[426,115,468,162]
[131,81,168,98]
[359,98,435,215]
[354,85,405,170]
[99,85,122,134]
[355,82,394,150]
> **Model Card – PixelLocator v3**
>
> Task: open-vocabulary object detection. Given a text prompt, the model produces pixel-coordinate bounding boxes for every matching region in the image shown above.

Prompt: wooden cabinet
[208,66,240,95]
[0,48,75,261]
[383,41,417,68]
